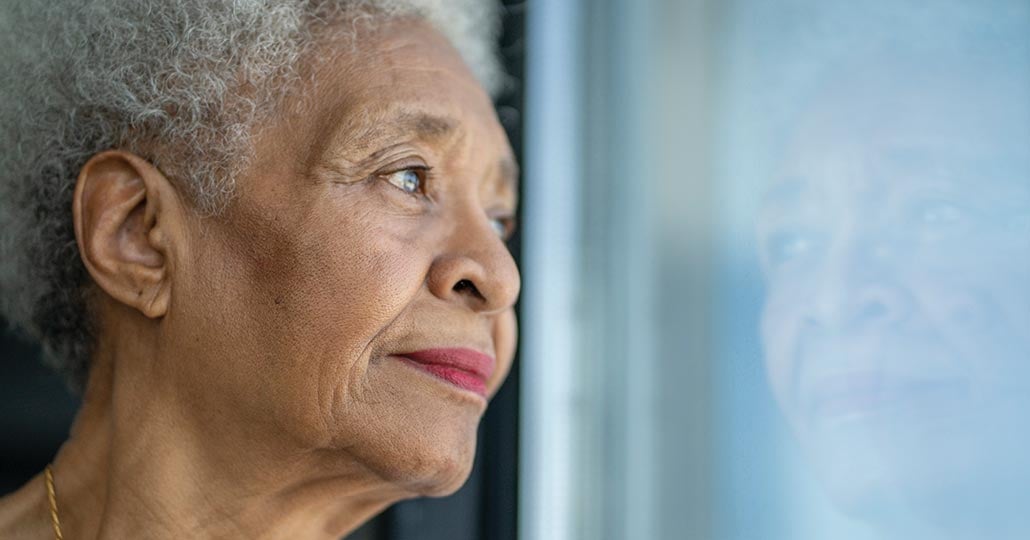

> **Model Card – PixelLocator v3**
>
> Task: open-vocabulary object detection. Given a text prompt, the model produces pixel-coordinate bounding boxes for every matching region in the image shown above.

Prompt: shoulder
[0,473,50,540]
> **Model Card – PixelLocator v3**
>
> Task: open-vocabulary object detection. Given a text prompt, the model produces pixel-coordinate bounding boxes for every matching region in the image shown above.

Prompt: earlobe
[73,151,179,319]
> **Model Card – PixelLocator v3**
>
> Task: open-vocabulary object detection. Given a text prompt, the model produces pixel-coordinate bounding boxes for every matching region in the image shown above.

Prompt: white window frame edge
[519,1,582,540]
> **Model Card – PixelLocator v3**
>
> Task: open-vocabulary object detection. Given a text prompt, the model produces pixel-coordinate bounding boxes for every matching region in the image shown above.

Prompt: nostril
[454,279,484,300]
[858,301,888,322]
[856,286,910,326]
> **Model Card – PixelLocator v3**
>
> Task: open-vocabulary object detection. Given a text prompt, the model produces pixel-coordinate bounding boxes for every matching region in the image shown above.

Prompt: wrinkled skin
[758,57,1030,538]
[0,18,519,540]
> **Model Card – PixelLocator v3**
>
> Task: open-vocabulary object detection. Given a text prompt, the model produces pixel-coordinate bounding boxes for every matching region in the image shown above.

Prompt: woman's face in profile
[155,20,519,496]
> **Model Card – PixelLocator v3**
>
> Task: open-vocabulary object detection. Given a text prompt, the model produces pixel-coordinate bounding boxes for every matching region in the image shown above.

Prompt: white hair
[0,0,503,391]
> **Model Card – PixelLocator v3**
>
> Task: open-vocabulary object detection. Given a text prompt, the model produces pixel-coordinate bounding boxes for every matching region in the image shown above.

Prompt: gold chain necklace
[44,464,64,540]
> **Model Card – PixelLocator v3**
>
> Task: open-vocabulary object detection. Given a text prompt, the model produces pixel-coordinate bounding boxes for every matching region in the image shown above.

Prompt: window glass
[522,1,1030,539]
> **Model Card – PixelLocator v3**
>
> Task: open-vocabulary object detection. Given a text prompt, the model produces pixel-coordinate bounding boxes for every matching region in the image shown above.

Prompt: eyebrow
[391,111,458,141]
[497,155,520,195]
[319,108,521,196]
[374,110,459,143]
[761,177,807,209]
[381,111,521,195]
[331,110,459,155]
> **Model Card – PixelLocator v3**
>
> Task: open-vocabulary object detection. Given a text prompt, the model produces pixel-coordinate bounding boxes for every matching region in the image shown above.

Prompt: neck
[49,328,409,539]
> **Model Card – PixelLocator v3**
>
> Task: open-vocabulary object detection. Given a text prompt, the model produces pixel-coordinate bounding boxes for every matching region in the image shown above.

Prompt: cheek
[908,272,1030,384]
[265,217,430,419]
[760,287,808,427]
[180,203,433,448]
[487,308,518,396]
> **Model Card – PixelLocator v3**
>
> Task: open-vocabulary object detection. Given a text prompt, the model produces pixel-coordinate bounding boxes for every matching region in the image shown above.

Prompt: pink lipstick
[396,348,496,397]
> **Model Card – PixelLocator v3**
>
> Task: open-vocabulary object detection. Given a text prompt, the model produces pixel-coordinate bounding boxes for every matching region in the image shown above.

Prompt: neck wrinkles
[49,327,408,540]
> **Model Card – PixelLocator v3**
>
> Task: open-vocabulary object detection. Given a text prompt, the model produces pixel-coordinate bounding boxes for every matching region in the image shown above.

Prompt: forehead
[768,60,1030,203]
[311,18,497,126]
[797,57,1028,147]
[301,20,514,170]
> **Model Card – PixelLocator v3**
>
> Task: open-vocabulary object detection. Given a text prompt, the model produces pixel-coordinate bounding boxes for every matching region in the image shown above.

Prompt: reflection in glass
[756,27,1030,540]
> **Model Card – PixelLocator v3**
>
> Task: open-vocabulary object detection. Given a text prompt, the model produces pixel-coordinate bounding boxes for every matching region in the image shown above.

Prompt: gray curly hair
[0,0,503,392]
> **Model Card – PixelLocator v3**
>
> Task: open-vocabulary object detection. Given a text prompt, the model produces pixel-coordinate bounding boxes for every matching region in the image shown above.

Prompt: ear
[73,151,182,319]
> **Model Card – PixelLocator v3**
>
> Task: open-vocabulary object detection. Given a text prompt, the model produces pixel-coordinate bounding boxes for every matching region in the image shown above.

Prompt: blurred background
[4,1,1029,539]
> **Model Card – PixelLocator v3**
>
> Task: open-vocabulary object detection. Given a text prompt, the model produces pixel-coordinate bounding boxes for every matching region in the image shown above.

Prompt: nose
[806,235,914,333]
[427,209,521,315]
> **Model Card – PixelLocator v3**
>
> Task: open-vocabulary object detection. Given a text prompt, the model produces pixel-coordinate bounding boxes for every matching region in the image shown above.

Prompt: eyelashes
[373,162,517,241]
[489,214,518,242]
[376,165,432,197]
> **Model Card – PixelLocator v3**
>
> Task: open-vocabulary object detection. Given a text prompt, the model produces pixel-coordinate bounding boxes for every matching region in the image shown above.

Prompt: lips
[395,348,496,397]
[801,372,970,426]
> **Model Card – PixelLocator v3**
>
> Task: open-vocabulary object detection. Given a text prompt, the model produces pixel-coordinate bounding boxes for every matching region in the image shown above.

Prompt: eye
[764,229,818,269]
[381,167,429,195]
[914,199,966,226]
[489,215,517,241]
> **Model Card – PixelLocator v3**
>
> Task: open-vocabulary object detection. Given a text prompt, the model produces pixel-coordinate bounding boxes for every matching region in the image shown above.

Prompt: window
[521,1,1030,539]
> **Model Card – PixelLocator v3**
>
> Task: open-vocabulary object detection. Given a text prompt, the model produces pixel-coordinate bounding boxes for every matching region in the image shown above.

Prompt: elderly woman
[0,0,519,538]
[758,45,1030,538]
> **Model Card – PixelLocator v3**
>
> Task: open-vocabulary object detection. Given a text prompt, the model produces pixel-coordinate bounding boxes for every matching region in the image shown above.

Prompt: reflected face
[162,20,520,496]
[758,61,1030,517]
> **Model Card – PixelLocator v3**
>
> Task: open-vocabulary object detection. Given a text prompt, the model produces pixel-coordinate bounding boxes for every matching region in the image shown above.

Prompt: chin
[806,425,991,524]
[386,431,479,498]
[815,456,896,520]
[340,400,483,498]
